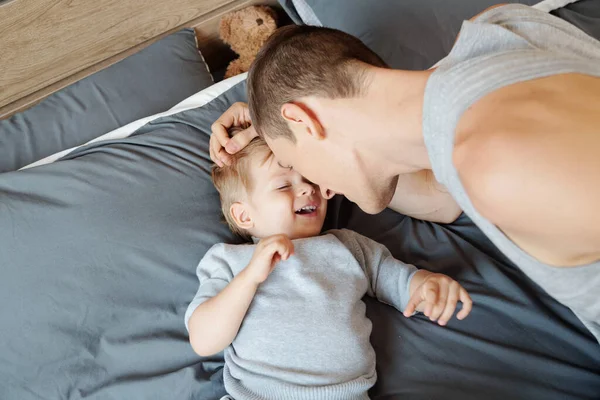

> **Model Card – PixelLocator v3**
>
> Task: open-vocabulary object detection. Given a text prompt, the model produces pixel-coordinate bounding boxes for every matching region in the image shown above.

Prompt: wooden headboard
[0,0,278,119]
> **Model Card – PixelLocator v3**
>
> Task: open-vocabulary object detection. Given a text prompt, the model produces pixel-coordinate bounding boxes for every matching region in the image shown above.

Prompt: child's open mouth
[295,205,317,215]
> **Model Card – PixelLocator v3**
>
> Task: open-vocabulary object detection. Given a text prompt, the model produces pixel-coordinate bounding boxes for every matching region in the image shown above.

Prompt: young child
[186,137,472,400]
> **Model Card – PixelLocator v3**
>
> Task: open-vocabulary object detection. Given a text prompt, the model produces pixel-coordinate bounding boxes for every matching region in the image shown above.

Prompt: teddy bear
[219,5,278,79]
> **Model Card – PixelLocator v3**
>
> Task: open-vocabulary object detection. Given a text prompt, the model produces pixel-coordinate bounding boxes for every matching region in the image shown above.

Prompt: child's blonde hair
[211,136,272,239]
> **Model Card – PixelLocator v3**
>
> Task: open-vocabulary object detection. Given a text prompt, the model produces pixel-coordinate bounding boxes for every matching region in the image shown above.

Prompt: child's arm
[188,235,294,357]
[332,230,472,326]
[188,269,261,357]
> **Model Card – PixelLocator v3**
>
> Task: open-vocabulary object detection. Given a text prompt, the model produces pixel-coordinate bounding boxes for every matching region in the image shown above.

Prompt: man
[209,4,600,340]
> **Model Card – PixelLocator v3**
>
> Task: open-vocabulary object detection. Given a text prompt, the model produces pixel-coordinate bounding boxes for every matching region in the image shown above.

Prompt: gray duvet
[1,80,598,400]
[2,2,600,400]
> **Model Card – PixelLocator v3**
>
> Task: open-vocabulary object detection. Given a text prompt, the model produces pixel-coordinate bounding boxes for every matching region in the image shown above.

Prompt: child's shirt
[185,229,418,400]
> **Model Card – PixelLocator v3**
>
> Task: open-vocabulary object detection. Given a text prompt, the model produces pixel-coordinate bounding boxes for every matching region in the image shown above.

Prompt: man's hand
[244,235,294,284]
[210,102,258,167]
[404,271,472,326]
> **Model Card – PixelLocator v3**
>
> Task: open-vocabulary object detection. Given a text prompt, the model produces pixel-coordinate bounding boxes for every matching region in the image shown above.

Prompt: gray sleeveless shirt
[423,4,600,341]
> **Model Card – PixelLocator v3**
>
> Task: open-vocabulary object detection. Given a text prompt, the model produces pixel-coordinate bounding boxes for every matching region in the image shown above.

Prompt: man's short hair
[248,25,388,142]
[212,137,272,239]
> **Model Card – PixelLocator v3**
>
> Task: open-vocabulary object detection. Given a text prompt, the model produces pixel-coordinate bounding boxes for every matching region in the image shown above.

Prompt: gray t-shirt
[185,229,417,400]
[423,4,600,341]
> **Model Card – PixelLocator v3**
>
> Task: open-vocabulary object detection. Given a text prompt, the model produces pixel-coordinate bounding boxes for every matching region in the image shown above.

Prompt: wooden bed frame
[0,0,279,120]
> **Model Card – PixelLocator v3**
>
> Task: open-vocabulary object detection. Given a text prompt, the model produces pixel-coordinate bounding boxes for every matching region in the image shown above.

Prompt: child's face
[235,153,327,240]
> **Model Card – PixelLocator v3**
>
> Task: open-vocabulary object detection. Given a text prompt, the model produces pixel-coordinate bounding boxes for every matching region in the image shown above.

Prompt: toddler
[186,138,472,400]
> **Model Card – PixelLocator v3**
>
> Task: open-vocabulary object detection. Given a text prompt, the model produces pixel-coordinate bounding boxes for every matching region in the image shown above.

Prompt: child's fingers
[423,283,438,318]
[275,237,294,260]
[271,253,282,267]
[456,288,473,320]
[274,241,290,261]
[437,281,460,326]
[278,237,296,260]
[285,238,294,257]
[429,281,448,321]
[403,292,422,317]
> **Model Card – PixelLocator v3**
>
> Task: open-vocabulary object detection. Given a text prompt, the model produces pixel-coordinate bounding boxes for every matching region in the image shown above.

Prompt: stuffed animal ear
[261,5,277,23]
[219,13,233,43]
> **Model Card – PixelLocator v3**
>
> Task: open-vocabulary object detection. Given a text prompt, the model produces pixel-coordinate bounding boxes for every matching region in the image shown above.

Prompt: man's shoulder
[452,123,530,226]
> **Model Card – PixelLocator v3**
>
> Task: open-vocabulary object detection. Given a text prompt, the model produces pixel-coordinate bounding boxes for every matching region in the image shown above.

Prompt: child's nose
[297,182,315,196]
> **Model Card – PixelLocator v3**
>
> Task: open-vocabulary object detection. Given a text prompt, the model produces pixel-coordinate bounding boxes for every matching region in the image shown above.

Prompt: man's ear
[230,202,254,230]
[280,103,325,140]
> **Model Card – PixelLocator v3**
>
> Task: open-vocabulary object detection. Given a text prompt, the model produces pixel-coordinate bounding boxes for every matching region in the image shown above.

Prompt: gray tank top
[422,4,600,342]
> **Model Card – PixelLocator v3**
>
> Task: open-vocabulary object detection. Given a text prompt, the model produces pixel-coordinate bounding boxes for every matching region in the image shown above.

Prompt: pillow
[0,28,213,173]
[0,75,247,400]
[278,0,539,69]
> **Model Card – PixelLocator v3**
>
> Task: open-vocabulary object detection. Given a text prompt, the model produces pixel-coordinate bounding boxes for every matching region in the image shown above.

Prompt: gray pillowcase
[279,0,538,69]
[0,28,213,173]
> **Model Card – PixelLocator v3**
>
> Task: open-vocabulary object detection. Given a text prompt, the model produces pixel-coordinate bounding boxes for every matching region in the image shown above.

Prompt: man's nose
[320,186,335,200]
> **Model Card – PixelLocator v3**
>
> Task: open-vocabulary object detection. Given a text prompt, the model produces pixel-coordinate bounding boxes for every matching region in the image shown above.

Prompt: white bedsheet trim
[20,73,248,170]
[533,0,581,12]
[291,0,323,26]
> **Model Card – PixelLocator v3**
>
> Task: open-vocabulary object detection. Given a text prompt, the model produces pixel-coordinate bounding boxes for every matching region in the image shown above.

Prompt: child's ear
[230,202,254,230]
[280,102,325,140]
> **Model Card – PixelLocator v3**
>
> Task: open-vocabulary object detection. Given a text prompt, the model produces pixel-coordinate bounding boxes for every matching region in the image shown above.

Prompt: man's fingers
[211,120,232,148]
[225,126,258,154]
[457,288,473,320]
[209,142,222,167]
[211,102,248,142]
[209,135,222,166]
[210,132,231,166]
[217,148,232,166]
[209,102,254,164]
[438,281,460,326]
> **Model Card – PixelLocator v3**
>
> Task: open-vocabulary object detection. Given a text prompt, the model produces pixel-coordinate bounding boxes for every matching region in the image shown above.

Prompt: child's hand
[244,234,294,285]
[403,272,472,326]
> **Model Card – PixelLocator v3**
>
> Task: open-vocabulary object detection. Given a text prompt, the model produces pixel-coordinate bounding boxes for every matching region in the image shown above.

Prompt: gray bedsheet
[1,79,598,400]
[1,2,600,400]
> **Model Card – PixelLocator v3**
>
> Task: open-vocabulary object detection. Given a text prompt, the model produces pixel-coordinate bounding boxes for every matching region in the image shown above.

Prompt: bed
[0,1,599,399]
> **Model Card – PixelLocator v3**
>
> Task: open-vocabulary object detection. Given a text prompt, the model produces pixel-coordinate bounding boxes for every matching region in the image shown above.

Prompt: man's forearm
[188,269,258,356]
[388,170,462,224]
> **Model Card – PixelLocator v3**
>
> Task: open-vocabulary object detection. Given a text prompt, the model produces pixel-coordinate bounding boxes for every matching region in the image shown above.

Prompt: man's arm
[388,170,462,224]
